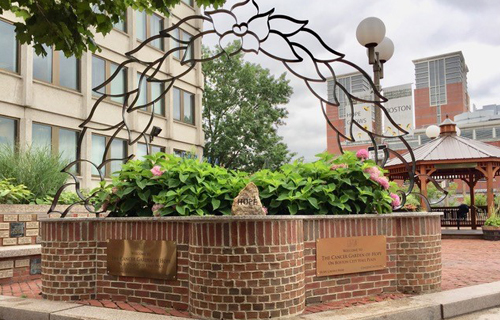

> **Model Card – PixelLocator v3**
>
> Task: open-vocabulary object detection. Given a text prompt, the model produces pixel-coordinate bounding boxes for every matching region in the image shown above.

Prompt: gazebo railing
[433,206,488,229]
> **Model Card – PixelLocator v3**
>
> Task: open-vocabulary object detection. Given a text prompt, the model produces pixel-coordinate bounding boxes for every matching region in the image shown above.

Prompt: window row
[0,19,195,123]
[0,116,170,177]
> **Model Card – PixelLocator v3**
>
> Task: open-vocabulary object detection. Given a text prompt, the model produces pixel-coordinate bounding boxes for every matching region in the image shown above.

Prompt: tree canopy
[202,42,295,172]
[0,0,225,57]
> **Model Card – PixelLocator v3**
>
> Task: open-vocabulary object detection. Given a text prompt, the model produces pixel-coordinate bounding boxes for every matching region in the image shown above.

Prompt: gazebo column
[467,173,477,230]
[419,166,428,209]
[486,163,494,217]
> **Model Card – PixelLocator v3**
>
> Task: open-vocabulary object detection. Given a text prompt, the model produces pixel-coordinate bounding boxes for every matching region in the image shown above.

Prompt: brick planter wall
[189,220,305,319]
[41,213,442,319]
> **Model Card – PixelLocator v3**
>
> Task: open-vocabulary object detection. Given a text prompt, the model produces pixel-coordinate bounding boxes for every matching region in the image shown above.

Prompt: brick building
[327,51,470,156]
[326,72,372,155]
[413,51,469,129]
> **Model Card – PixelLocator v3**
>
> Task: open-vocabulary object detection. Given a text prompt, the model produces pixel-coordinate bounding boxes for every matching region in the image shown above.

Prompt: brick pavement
[441,239,500,290]
[1,239,499,317]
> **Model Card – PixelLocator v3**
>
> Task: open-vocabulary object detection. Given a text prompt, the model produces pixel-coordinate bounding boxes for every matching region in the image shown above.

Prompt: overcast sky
[202,0,500,162]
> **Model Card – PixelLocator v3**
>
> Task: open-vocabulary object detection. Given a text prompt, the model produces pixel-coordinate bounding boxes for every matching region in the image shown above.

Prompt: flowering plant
[93,152,397,216]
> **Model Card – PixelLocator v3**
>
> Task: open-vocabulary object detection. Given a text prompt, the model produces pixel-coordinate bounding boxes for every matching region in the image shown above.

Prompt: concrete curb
[293,281,500,320]
[1,281,500,320]
[0,296,190,320]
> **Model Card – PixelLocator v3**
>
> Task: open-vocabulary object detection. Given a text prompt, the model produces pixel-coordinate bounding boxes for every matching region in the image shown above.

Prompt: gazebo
[386,117,500,229]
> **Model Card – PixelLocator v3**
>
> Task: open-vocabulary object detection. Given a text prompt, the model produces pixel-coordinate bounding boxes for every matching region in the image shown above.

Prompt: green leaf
[307,197,319,209]
[287,203,298,215]
[211,198,221,210]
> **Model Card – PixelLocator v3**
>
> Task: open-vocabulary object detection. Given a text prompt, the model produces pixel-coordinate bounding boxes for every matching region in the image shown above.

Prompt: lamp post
[356,17,394,145]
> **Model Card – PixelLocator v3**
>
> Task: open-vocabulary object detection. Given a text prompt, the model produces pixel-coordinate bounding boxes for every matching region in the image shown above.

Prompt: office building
[0,0,204,189]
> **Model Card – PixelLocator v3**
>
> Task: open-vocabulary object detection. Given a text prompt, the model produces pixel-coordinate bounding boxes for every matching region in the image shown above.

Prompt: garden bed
[41,213,442,320]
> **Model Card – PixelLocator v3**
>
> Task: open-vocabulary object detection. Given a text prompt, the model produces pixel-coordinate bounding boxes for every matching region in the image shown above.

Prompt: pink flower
[390,193,401,208]
[150,165,165,176]
[330,163,348,170]
[364,166,381,180]
[262,206,268,215]
[152,203,164,216]
[376,176,390,190]
[356,149,369,160]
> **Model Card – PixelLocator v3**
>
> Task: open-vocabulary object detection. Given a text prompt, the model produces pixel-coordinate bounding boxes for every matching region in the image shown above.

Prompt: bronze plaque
[107,240,177,280]
[316,236,387,276]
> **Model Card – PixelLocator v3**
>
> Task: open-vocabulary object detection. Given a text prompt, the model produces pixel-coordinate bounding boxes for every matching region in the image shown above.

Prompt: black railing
[433,206,488,229]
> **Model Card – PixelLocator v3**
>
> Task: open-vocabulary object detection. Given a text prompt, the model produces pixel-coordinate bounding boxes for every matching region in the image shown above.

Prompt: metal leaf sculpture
[49,0,445,217]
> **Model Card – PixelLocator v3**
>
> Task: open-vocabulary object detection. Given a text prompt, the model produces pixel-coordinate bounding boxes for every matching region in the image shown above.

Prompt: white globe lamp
[425,125,440,139]
[375,37,394,62]
[356,17,386,47]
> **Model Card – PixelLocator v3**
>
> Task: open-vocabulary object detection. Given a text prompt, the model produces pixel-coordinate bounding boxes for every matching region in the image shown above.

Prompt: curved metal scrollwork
[50,0,443,216]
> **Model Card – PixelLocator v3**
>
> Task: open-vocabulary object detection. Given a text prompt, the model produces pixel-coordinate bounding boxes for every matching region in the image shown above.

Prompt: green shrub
[0,179,33,204]
[94,152,397,217]
[33,191,89,205]
[252,152,396,215]
[485,215,500,227]
[0,145,68,200]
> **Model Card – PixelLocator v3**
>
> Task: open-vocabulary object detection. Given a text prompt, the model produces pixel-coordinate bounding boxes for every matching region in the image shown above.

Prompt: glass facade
[31,123,52,151]
[136,11,147,41]
[59,54,79,90]
[151,81,165,115]
[110,138,127,175]
[429,59,446,106]
[0,20,18,73]
[151,14,164,50]
[0,116,16,149]
[59,129,78,163]
[91,134,107,176]
[92,56,106,96]
[110,63,127,104]
[172,29,193,60]
[33,45,53,83]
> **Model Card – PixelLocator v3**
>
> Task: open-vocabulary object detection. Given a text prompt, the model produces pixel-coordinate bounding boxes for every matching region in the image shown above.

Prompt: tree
[0,0,225,58]
[202,42,295,172]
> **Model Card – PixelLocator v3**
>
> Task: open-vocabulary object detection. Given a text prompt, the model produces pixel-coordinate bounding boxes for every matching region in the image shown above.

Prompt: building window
[32,123,79,172]
[181,0,194,6]
[0,116,17,149]
[114,16,127,33]
[136,11,164,51]
[33,46,80,91]
[429,59,446,106]
[174,148,197,159]
[91,134,128,177]
[173,87,195,125]
[136,73,166,116]
[137,143,165,159]
[0,19,19,73]
[92,56,127,104]
[171,29,193,61]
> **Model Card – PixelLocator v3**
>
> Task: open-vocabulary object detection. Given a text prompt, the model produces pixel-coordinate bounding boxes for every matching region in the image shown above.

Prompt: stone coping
[0,204,88,214]
[0,245,41,258]
[41,212,443,222]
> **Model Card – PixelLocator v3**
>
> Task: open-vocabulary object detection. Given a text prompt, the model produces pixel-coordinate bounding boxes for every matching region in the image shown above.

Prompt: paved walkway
[1,239,499,317]
[441,239,500,290]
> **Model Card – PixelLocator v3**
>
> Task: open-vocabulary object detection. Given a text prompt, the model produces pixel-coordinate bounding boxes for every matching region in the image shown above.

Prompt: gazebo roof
[386,132,500,167]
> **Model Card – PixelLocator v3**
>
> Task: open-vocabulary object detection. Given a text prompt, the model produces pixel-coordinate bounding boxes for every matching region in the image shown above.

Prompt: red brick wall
[414,82,468,130]
[189,220,304,319]
[41,214,442,319]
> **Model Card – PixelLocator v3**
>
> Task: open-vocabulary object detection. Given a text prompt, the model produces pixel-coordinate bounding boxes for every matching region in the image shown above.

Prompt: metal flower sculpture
[50,0,443,216]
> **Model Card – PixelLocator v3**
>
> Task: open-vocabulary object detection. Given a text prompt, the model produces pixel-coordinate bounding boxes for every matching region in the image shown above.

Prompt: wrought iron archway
[49,0,447,216]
